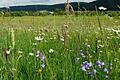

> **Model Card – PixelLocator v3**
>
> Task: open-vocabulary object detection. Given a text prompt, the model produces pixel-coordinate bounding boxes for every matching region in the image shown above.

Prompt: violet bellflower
[36,51,45,62]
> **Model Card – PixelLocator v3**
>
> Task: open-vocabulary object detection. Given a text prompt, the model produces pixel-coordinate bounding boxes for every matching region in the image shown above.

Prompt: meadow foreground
[0,15,120,80]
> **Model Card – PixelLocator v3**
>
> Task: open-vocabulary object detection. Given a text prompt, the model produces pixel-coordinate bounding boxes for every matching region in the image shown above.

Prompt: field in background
[0,15,120,80]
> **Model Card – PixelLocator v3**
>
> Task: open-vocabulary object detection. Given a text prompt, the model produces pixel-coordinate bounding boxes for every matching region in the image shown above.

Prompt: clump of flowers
[89,69,97,77]
[81,61,93,71]
[104,68,109,73]
[112,29,120,34]
[36,51,45,68]
[96,60,105,68]
[80,60,113,79]
[81,61,97,77]
[36,51,45,62]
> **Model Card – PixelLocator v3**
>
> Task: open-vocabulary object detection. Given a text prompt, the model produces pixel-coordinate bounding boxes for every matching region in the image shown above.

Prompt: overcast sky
[0,0,96,7]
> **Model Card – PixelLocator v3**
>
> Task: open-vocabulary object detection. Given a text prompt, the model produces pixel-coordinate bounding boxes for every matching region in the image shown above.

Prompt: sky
[0,0,96,7]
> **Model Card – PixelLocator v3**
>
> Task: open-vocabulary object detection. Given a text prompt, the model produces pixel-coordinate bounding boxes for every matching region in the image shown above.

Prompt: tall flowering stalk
[11,28,15,49]
[11,28,15,68]
[4,48,9,64]
[61,24,68,50]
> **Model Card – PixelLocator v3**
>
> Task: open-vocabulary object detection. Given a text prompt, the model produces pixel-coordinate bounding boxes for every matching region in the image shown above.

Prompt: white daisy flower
[35,36,43,41]
[41,64,45,68]
[49,49,54,53]
[29,53,34,56]
[60,38,64,42]
[6,50,10,54]
[18,51,23,54]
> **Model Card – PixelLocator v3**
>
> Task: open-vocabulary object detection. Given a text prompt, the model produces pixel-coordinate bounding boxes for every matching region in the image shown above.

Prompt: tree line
[0,9,120,19]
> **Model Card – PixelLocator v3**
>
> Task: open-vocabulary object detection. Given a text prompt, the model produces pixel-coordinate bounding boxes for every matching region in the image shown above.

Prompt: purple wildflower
[96,60,101,65]
[89,69,97,77]
[81,66,86,71]
[80,50,83,54]
[81,61,93,71]
[80,50,84,55]
[104,68,109,73]
[96,60,105,68]
[104,75,108,78]
[88,62,92,67]
[83,61,88,66]
[93,69,97,73]
[85,62,92,69]
[36,51,45,62]
[80,50,86,58]
[98,64,102,68]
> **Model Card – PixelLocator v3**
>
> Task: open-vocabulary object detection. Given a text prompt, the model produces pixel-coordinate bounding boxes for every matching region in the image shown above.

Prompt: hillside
[0,0,120,11]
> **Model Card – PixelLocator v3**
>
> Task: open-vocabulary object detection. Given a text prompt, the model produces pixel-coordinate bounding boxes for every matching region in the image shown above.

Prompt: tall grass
[0,14,120,80]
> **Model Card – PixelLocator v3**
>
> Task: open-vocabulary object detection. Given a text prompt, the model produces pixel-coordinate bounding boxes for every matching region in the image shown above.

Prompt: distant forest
[0,0,120,11]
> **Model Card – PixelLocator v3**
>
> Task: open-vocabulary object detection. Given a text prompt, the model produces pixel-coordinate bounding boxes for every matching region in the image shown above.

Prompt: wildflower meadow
[0,14,120,80]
